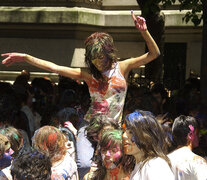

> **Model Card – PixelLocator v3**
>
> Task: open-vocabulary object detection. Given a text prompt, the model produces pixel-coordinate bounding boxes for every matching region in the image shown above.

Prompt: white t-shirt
[0,165,12,180]
[51,152,78,180]
[130,157,174,180]
[168,146,207,180]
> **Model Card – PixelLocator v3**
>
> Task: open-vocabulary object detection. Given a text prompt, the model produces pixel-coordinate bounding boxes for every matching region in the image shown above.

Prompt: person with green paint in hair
[84,129,135,180]
[77,114,119,179]
[0,134,11,170]
[0,127,23,180]
[1,10,159,126]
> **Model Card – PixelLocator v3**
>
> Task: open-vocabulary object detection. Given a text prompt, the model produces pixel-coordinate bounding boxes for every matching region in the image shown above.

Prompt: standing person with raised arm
[1,11,160,126]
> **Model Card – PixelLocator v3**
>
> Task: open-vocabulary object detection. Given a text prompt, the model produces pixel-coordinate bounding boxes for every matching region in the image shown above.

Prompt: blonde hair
[32,126,67,163]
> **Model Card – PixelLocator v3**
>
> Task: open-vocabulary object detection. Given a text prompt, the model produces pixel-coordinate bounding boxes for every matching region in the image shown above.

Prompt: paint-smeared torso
[85,62,127,125]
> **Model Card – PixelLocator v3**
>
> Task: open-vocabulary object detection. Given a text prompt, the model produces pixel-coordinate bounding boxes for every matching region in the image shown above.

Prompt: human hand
[1,53,27,66]
[131,10,147,31]
[64,121,77,137]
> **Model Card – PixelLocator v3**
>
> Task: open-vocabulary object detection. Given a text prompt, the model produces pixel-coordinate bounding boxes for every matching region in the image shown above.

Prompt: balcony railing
[0,0,103,9]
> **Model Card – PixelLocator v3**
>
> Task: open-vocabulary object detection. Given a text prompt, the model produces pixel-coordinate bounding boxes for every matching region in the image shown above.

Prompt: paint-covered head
[32,126,67,163]
[84,32,117,80]
[86,114,119,143]
[172,115,199,148]
[100,129,123,170]
[0,133,11,157]
[0,127,23,158]
[123,110,168,159]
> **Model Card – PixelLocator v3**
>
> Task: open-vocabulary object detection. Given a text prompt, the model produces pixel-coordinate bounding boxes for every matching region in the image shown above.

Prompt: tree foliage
[139,0,203,26]
[163,0,203,26]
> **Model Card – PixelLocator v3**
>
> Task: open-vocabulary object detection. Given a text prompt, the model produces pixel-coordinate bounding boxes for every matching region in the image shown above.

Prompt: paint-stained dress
[85,62,127,124]
[168,146,207,180]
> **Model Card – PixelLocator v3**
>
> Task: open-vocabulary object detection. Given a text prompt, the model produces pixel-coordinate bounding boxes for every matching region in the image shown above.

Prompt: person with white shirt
[122,110,174,180]
[168,115,207,180]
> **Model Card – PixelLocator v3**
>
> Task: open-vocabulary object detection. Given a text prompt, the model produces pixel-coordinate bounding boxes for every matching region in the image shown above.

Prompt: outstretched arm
[1,53,90,81]
[120,10,160,79]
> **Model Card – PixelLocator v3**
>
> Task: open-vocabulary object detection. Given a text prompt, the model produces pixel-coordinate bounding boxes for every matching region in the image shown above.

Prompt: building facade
[0,0,202,86]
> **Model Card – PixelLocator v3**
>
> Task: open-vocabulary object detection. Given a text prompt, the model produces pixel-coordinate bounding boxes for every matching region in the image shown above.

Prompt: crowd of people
[0,11,207,180]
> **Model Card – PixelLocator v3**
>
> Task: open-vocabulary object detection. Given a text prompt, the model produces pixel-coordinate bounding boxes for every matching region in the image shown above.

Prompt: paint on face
[92,56,110,72]
[101,145,122,170]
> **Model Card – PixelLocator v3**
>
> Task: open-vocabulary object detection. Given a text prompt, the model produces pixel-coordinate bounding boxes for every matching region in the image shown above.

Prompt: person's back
[169,146,207,180]
[168,115,207,180]
[51,151,78,180]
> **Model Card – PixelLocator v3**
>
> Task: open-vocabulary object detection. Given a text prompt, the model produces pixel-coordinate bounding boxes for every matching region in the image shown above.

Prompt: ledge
[0,71,59,83]
[0,7,203,27]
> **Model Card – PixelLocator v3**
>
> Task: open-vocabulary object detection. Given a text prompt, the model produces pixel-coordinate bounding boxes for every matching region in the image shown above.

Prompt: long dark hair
[125,110,171,170]
[84,32,117,81]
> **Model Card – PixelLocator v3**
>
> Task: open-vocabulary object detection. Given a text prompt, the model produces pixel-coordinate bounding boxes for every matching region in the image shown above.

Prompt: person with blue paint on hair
[122,110,175,180]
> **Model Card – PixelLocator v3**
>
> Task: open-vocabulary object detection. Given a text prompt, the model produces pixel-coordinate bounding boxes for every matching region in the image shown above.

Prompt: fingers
[2,57,10,64]
[136,16,146,24]
[131,10,146,28]
[64,121,71,126]
[1,53,11,57]
[131,10,137,23]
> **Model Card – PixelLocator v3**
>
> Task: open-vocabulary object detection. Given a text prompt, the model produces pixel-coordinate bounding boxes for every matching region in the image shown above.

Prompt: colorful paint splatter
[85,62,127,125]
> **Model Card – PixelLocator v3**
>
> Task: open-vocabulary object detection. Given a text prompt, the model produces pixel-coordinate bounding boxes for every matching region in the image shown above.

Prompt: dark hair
[125,110,171,169]
[172,115,198,147]
[58,89,78,109]
[57,107,79,129]
[92,129,135,180]
[84,32,117,80]
[85,114,119,144]
[11,150,51,180]
[0,127,23,158]
[151,83,168,100]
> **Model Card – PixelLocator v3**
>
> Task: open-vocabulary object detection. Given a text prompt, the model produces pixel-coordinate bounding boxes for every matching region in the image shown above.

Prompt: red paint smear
[105,140,111,149]
[47,133,57,146]
[110,167,119,180]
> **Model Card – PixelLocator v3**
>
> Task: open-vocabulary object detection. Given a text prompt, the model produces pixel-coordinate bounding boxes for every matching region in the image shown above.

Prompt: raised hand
[131,10,147,31]
[1,53,27,66]
[64,121,77,137]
